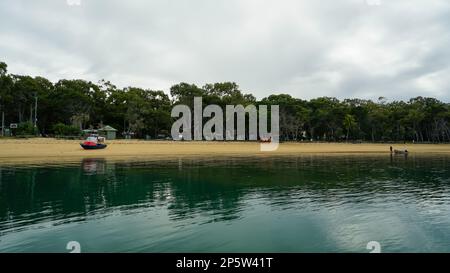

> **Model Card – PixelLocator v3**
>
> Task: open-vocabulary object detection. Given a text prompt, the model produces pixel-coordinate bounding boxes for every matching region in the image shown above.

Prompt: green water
[0,155,449,253]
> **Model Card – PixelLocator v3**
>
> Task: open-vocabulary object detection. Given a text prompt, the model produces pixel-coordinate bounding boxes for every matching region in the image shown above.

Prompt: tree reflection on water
[0,155,449,234]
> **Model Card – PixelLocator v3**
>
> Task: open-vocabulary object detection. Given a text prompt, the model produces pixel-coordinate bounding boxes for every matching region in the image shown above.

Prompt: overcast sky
[0,0,449,101]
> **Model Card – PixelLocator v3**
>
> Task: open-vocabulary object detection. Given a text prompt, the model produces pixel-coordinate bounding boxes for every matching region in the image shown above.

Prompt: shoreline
[1,138,450,165]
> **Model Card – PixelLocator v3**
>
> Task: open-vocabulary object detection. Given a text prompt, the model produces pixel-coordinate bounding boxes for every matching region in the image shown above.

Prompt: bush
[52,123,81,136]
[16,122,38,136]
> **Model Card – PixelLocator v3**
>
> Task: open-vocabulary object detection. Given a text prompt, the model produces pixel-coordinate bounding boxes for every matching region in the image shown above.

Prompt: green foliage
[52,123,81,136]
[0,61,7,76]
[343,114,357,141]
[1,60,449,142]
[16,122,38,136]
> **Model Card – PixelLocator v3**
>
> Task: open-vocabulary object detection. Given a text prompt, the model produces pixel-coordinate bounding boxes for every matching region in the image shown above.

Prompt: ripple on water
[1,155,450,252]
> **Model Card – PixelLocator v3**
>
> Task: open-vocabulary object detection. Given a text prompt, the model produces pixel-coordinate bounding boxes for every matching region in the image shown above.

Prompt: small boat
[80,136,107,150]
[80,143,107,149]
[393,149,408,155]
[259,137,272,143]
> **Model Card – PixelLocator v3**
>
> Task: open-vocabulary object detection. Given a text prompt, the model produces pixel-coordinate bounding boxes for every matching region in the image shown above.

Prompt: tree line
[1,61,449,142]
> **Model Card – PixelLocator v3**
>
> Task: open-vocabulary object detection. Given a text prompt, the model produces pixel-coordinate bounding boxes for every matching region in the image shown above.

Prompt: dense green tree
[0,61,449,142]
[343,114,357,141]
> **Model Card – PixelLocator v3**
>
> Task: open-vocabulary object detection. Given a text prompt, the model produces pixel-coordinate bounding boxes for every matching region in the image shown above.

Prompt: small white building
[98,125,117,140]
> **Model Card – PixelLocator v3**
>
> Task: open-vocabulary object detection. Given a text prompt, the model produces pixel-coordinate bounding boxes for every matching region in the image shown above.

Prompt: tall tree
[343,114,357,141]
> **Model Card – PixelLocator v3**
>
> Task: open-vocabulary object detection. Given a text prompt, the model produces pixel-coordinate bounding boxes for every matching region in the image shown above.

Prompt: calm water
[0,155,450,253]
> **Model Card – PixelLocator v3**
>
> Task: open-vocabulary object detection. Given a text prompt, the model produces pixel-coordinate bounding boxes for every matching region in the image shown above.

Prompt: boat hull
[80,143,107,150]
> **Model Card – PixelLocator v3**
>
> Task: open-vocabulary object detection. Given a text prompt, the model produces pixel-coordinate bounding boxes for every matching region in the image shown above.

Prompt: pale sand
[0,138,449,164]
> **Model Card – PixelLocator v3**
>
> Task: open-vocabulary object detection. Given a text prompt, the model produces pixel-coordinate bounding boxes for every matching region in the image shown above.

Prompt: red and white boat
[80,135,107,150]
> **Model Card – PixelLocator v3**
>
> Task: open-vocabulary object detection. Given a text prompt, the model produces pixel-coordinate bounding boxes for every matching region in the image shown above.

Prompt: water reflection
[82,158,108,175]
[0,155,450,252]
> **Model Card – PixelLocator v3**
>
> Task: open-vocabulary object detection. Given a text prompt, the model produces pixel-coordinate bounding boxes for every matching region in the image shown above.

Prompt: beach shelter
[98,125,117,140]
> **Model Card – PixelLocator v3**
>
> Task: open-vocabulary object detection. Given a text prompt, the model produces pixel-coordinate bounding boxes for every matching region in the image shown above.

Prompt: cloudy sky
[0,0,449,101]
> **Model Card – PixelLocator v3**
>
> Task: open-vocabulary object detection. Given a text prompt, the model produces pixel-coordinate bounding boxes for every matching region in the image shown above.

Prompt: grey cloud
[0,0,449,101]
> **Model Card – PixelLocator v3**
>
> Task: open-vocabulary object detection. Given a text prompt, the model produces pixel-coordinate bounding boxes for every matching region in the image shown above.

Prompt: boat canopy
[86,136,98,143]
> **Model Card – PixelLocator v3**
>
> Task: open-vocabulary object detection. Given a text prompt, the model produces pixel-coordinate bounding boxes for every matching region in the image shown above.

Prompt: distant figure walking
[390,146,393,153]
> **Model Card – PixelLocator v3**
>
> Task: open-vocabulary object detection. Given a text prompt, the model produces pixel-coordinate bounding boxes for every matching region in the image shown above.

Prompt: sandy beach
[0,138,450,164]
